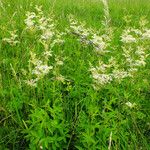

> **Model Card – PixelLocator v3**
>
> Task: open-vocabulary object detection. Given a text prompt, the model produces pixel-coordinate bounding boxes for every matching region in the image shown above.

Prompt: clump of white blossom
[24,5,64,48]
[25,49,65,87]
[69,15,110,55]
[23,6,65,87]
[25,51,52,87]
[121,29,137,43]
[121,17,149,77]
[24,12,36,29]
[69,13,150,90]
[69,15,93,44]
[142,29,150,40]
[90,57,129,89]
[125,101,136,109]
[2,30,20,46]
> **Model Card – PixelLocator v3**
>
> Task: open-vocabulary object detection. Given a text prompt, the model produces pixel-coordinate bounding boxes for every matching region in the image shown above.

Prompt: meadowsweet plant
[69,15,150,89]
[2,30,20,46]
[23,5,65,88]
[66,1,150,149]
[69,15,111,55]
[121,18,150,75]
[19,5,69,149]
[25,51,53,87]
[24,50,65,87]
[25,5,64,47]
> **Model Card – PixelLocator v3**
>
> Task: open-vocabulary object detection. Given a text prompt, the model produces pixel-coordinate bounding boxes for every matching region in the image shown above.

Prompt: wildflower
[43,51,52,57]
[92,72,112,85]
[121,34,136,43]
[92,34,107,54]
[29,52,41,66]
[32,65,53,77]
[142,29,150,39]
[112,69,128,80]
[55,75,65,82]
[128,68,138,77]
[25,79,38,87]
[55,57,63,66]
[134,60,146,67]
[3,30,20,46]
[24,12,36,29]
[41,29,54,40]
[37,17,51,31]
[97,74,112,84]
[52,38,64,46]
[69,15,92,44]
[125,102,136,108]
[131,29,142,35]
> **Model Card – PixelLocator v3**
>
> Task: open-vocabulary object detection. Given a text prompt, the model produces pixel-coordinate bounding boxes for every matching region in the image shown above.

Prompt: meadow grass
[0,0,150,149]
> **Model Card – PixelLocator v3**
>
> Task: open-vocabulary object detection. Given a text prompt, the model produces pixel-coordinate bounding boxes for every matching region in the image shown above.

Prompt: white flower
[128,68,138,76]
[125,102,136,108]
[142,29,150,39]
[112,70,128,80]
[33,65,53,76]
[25,78,38,87]
[43,51,52,57]
[98,74,112,85]
[25,12,36,29]
[121,34,136,43]
[41,29,54,40]
[3,31,20,46]
[134,60,146,67]
[92,73,112,85]
[131,29,142,35]
[38,65,53,74]
[92,34,106,53]
[55,75,65,82]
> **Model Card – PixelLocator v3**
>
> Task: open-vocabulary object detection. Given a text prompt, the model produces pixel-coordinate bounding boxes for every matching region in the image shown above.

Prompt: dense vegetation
[0,0,150,149]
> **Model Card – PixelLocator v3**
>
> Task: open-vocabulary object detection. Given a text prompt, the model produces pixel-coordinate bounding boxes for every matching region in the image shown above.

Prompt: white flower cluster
[25,50,64,87]
[91,34,108,54]
[121,29,137,43]
[24,5,64,47]
[125,101,136,108]
[69,15,149,89]
[24,12,36,29]
[121,26,150,44]
[25,51,53,87]
[90,57,129,89]
[3,30,20,46]
[69,15,92,44]
[121,26,149,75]
[142,29,150,40]
[69,16,110,54]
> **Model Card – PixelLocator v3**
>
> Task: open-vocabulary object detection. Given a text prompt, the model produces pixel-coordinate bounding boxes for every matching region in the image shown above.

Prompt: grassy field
[0,0,150,149]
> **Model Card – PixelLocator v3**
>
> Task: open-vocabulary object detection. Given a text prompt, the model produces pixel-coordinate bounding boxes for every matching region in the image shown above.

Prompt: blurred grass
[1,0,150,29]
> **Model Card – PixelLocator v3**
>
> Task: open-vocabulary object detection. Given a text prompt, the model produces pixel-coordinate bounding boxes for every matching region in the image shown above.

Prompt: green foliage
[24,98,69,150]
[0,0,150,150]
